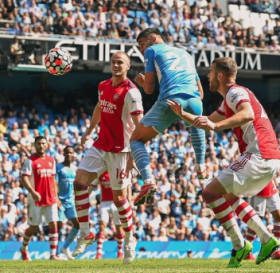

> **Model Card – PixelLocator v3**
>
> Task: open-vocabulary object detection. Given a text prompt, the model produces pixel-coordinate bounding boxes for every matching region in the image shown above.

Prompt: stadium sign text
[55,40,261,71]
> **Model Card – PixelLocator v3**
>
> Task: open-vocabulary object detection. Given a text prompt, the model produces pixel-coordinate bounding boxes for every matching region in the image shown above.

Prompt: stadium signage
[194,50,261,70]
[55,40,261,71]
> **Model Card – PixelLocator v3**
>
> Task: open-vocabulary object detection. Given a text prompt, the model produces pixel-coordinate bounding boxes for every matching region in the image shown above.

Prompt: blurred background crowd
[3,0,280,65]
[1,85,280,244]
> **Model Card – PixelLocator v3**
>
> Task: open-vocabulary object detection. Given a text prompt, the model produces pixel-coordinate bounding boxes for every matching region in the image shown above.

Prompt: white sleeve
[52,159,56,175]
[125,88,144,115]
[226,87,250,113]
[21,158,33,176]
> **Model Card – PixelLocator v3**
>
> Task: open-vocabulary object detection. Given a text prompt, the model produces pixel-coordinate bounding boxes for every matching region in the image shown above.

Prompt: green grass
[0,259,279,273]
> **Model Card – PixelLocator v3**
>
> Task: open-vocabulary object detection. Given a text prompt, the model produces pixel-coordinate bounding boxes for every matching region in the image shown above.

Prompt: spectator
[10,37,24,64]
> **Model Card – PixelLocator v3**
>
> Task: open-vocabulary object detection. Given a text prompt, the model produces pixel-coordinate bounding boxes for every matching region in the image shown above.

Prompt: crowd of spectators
[2,0,280,64]
[1,87,280,244]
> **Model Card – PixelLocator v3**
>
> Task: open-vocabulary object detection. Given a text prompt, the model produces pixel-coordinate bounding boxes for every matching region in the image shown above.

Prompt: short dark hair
[35,136,47,143]
[64,145,74,153]
[212,57,237,76]
[136,27,165,42]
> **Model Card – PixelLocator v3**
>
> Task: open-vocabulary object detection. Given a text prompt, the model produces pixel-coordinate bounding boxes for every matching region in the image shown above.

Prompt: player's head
[208,57,237,92]
[34,136,48,156]
[137,28,165,54]
[64,146,75,163]
[111,51,130,78]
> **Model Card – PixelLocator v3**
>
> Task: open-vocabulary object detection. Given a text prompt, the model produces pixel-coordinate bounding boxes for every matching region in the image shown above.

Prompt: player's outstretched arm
[212,102,254,131]
[166,99,196,124]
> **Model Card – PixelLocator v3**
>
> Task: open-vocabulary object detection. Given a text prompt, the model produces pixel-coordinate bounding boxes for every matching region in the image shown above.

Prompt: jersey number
[167,52,196,73]
[116,168,126,179]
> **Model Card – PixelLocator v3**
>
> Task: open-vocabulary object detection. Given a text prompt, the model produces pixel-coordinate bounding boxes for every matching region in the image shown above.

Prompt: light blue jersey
[56,163,77,206]
[144,43,200,100]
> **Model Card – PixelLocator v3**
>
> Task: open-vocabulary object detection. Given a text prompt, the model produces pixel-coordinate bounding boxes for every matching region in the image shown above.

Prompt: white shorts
[217,152,280,197]
[98,201,121,225]
[78,146,131,190]
[248,193,280,217]
[28,202,59,226]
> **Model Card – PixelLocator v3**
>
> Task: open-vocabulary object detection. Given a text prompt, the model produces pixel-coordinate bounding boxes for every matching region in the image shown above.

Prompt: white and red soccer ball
[45,48,72,76]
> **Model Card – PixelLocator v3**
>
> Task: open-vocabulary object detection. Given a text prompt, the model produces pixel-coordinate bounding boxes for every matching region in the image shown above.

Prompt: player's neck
[63,161,71,167]
[220,81,236,97]
[36,152,45,158]
[112,76,127,86]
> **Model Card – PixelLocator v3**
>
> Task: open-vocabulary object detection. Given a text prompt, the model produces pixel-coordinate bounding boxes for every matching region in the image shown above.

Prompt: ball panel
[45,48,72,76]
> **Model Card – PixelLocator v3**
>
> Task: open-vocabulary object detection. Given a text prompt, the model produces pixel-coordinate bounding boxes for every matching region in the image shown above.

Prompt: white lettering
[245,53,261,70]
[210,50,224,62]
[196,50,210,67]
[53,41,263,71]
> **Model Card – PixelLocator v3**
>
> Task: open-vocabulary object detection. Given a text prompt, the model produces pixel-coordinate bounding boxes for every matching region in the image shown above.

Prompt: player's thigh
[173,96,203,127]
[43,203,59,224]
[99,202,110,223]
[64,205,77,220]
[140,100,179,134]
[28,203,43,226]
[217,153,276,197]
[58,204,67,222]
[247,196,267,217]
[110,203,121,225]
[77,147,107,185]
[105,152,131,191]
[266,192,280,213]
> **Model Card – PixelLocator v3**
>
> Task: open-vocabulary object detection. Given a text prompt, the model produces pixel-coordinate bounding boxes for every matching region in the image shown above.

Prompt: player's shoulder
[124,78,137,89]
[99,78,111,88]
[226,84,249,102]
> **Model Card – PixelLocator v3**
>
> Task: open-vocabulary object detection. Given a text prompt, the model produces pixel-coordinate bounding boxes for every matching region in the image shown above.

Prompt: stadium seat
[250,13,260,26]
[229,4,240,22]
[240,10,251,29]
[127,10,136,18]
[271,14,280,20]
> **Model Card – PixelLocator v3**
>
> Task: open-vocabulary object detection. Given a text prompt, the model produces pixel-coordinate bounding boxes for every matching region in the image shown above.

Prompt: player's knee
[114,197,127,208]
[202,189,219,203]
[74,182,88,191]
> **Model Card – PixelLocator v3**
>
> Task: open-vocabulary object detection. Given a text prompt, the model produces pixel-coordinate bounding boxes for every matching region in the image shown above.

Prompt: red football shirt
[217,84,280,159]
[22,154,56,206]
[93,78,143,153]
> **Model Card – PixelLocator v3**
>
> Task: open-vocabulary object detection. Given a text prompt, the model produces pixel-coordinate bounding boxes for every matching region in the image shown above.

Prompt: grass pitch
[0,259,279,273]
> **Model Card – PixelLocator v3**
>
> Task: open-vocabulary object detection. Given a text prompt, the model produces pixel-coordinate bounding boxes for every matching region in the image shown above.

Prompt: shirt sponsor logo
[37,168,53,177]
[100,99,117,114]
[231,92,243,103]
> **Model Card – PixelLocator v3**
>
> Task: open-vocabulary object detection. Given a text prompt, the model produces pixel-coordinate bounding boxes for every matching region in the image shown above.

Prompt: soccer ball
[45,48,72,76]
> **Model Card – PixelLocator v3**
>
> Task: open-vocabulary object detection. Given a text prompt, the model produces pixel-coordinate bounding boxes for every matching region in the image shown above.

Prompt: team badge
[49,162,52,167]
[113,93,120,101]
